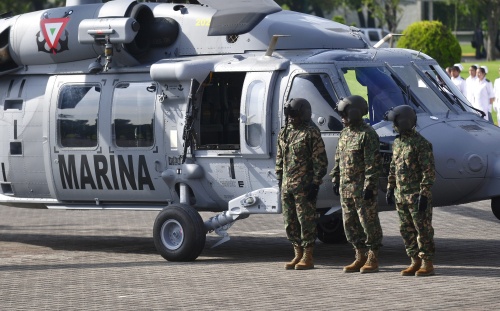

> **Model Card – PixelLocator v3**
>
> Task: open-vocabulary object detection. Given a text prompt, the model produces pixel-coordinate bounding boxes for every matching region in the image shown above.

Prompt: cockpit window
[287,73,342,131]
[341,66,416,124]
[340,64,465,124]
[417,64,477,115]
[390,65,451,115]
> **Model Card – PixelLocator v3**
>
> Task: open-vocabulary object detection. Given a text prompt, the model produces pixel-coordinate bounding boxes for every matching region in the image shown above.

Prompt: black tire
[491,197,500,221]
[316,211,347,244]
[153,204,206,261]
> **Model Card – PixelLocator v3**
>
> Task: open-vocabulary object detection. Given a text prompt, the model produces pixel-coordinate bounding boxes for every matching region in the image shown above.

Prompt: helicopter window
[112,82,156,148]
[342,66,410,124]
[57,84,100,148]
[390,65,450,115]
[287,73,342,131]
[197,72,244,150]
[417,64,475,115]
[245,80,265,147]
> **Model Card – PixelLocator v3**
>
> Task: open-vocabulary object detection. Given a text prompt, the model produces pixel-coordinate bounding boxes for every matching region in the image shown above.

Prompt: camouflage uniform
[330,120,383,251]
[387,129,435,261]
[276,123,328,248]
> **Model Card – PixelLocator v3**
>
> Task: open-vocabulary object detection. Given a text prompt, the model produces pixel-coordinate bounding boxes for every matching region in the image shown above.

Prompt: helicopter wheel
[316,211,347,244]
[153,204,206,261]
[491,197,500,221]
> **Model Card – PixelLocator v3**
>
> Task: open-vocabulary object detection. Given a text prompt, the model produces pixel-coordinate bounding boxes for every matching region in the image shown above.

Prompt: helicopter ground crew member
[384,105,436,277]
[330,95,383,273]
[276,98,328,270]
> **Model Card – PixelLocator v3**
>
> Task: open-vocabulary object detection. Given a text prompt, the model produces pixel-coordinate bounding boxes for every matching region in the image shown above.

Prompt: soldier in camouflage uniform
[330,95,383,273]
[276,98,328,270]
[385,105,436,277]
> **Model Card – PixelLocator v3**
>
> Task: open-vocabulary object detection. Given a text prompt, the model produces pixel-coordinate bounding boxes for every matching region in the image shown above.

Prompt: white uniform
[473,79,494,121]
[465,76,477,104]
[451,76,466,94]
[493,77,500,124]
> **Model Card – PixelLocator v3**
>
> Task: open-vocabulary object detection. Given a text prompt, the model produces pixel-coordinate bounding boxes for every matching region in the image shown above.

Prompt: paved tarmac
[0,200,499,311]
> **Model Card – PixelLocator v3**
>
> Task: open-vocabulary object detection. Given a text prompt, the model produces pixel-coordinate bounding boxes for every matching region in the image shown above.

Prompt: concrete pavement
[0,200,499,310]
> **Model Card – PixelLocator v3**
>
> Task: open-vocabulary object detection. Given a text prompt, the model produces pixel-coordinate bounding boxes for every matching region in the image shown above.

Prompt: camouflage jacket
[275,122,328,191]
[330,121,381,197]
[387,129,435,202]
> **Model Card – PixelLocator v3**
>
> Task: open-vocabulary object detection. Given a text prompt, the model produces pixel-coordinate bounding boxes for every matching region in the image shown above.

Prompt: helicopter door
[48,75,171,203]
[239,71,274,158]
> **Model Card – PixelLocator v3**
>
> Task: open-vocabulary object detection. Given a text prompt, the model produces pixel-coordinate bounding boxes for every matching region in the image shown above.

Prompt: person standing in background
[465,65,478,104]
[472,67,495,121]
[493,67,500,126]
[450,64,466,95]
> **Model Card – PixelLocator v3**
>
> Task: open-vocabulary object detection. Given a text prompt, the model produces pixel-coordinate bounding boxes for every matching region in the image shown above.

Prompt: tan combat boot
[360,249,379,273]
[415,259,435,276]
[295,245,314,270]
[343,248,367,273]
[401,256,422,276]
[284,245,303,270]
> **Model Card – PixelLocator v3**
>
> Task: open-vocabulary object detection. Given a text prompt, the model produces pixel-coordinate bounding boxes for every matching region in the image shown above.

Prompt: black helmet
[336,95,368,123]
[284,98,312,123]
[384,105,417,132]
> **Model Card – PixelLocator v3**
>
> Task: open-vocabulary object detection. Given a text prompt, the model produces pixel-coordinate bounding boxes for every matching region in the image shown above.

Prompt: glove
[418,195,428,212]
[307,183,320,201]
[386,188,395,205]
[363,188,374,200]
[332,182,340,196]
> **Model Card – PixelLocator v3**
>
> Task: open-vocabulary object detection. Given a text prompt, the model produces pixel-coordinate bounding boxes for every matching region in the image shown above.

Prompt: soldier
[330,95,383,273]
[384,105,436,277]
[276,98,328,270]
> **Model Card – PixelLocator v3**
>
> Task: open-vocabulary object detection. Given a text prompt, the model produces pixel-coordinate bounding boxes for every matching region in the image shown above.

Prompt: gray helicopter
[0,0,499,261]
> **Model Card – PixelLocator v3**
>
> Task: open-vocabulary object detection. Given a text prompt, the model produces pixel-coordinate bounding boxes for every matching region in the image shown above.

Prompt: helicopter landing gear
[491,197,500,221]
[153,204,206,261]
[316,210,347,244]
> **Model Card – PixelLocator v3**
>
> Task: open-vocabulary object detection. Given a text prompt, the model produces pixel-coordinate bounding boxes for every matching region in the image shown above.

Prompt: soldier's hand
[418,195,428,212]
[386,188,395,205]
[363,188,374,200]
[332,182,340,196]
[307,183,320,201]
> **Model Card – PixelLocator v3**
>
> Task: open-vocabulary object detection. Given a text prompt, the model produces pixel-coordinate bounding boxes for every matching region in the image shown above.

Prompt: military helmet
[336,95,368,123]
[384,105,417,132]
[284,98,312,123]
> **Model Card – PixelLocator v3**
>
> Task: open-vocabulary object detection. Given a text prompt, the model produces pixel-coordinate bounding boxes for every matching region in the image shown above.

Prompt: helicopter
[1,0,500,262]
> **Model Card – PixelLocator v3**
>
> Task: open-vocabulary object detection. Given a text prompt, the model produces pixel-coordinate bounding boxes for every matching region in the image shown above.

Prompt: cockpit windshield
[339,63,474,124]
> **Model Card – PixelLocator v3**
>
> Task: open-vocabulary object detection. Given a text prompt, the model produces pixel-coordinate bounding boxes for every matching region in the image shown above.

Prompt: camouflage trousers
[281,189,317,248]
[396,200,435,261]
[341,195,383,251]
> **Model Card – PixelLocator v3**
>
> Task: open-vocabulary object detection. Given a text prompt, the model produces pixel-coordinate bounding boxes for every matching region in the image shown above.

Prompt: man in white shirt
[465,65,478,104]
[493,67,500,125]
[450,64,466,94]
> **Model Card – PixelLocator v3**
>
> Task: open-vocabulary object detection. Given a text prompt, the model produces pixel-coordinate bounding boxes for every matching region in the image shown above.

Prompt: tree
[453,0,500,60]
[397,21,461,68]
[275,0,343,18]
[363,0,402,34]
